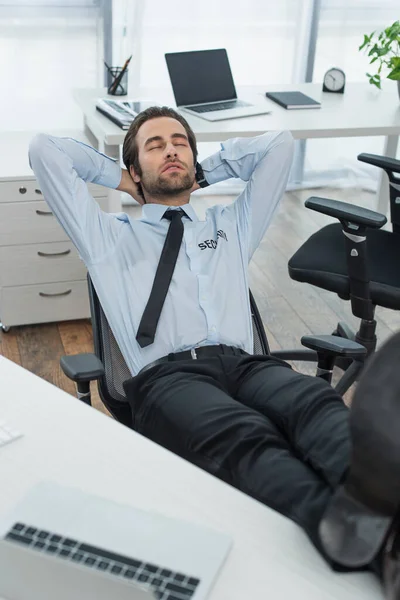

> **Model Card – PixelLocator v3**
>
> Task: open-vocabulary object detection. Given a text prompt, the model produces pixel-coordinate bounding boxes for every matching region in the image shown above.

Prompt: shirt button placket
[185,227,194,252]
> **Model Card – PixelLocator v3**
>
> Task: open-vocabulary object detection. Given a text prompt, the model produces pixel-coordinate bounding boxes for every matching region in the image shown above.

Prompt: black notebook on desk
[265,91,321,110]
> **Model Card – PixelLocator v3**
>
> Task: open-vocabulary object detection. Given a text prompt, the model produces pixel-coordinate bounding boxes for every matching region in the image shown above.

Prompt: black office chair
[288,153,400,391]
[61,275,366,423]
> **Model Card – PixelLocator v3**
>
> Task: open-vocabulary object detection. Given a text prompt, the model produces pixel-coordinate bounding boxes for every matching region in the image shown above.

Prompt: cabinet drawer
[0,197,109,246]
[0,280,90,327]
[0,179,107,203]
[0,241,86,286]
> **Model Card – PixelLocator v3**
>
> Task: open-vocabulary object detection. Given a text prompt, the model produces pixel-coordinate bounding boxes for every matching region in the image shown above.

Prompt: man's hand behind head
[117,169,145,205]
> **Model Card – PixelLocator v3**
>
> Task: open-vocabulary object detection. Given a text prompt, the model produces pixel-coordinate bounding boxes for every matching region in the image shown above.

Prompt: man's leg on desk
[124,337,400,593]
[229,354,350,491]
[317,332,400,596]
[123,356,342,561]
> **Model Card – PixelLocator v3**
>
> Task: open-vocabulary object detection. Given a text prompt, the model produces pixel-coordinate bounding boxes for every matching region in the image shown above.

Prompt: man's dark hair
[122,106,198,199]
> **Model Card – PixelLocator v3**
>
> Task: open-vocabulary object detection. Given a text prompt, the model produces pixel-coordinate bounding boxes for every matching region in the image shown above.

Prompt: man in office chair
[29,107,400,597]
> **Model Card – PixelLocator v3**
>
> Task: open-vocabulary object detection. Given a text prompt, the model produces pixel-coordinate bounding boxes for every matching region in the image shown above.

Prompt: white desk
[74,82,400,214]
[0,356,383,600]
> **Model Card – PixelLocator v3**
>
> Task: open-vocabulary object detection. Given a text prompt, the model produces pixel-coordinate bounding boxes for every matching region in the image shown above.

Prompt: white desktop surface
[0,130,104,181]
[0,355,384,599]
[73,82,400,146]
[74,82,400,214]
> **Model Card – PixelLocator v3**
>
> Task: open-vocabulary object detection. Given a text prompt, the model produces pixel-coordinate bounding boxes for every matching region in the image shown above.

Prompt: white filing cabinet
[0,131,120,330]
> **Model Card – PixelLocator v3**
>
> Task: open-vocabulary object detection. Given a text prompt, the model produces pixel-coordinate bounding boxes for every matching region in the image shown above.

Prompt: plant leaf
[371,78,382,89]
[385,21,400,40]
[387,65,400,80]
[359,34,370,51]
[376,45,390,57]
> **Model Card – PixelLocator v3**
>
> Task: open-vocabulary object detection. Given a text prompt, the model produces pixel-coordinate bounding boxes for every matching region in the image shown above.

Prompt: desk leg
[377,135,399,214]
[291,139,306,185]
[83,118,100,151]
[82,118,119,159]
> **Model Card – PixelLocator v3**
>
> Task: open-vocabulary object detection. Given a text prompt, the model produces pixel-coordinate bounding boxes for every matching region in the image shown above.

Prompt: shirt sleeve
[201,131,294,260]
[28,133,124,264]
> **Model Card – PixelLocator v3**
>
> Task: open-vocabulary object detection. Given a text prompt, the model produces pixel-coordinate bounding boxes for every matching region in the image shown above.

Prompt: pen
[109,54,132,95]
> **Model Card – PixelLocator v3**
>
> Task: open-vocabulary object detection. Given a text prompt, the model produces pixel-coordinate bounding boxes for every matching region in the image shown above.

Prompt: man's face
[132,117,196,198]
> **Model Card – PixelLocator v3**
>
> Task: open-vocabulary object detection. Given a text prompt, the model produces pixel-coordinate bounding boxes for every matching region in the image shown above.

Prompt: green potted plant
[359,20,400,98]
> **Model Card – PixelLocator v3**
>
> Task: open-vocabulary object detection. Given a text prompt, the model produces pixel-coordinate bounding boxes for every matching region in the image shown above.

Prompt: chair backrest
[88,277,270,415]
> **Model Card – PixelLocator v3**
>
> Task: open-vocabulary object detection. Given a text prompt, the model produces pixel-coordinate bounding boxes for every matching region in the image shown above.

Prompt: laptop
[0,481,232,600]
[165,48,271,122]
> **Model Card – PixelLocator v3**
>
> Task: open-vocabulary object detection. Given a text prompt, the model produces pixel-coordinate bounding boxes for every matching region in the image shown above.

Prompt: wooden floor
[2,186,399,416]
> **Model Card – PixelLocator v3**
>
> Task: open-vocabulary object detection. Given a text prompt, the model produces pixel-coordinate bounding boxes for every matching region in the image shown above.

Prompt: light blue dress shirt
[28,130,294,376]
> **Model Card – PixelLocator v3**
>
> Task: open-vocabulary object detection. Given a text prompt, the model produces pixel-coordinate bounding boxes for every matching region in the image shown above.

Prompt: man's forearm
[28,133,123,263]
[29,134,122,191]
[201,132,292,187]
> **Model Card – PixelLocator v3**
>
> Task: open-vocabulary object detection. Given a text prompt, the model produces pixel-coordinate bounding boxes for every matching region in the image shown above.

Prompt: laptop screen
[165,49,237,107]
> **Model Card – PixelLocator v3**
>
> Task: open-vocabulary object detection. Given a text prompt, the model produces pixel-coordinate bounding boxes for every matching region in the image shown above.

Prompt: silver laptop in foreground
[0,481,232,600]
[165,48,271,122]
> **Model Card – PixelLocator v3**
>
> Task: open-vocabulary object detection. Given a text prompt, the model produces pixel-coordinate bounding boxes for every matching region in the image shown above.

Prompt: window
[0,0,103,131]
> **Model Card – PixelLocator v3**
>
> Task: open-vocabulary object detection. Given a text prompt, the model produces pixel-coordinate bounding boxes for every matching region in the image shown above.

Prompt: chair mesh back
[250,290,271,356]
[253,324,267,355]
[92,282,270,405]
[97,303,131,404]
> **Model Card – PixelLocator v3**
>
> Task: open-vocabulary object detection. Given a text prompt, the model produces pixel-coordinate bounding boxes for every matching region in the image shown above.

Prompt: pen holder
[107,67,128,96]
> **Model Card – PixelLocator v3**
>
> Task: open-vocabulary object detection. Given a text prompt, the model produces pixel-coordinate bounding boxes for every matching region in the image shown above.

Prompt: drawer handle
[39,289,72,298]
[38,249,71,258]
[35,209,53,216]
[35,188,42,195]
[19,186,27,194]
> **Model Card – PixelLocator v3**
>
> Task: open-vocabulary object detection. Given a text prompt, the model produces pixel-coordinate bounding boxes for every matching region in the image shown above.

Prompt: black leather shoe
[318,332,400,580]
[383,514,400,600]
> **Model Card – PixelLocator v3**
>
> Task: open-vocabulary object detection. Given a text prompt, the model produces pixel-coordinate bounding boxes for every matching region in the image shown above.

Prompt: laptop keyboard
[5,522,200,600]
[189,99,251,113]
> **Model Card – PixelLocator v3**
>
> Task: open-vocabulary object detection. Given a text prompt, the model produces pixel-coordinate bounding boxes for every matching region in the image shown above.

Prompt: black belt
[138,344,248,376]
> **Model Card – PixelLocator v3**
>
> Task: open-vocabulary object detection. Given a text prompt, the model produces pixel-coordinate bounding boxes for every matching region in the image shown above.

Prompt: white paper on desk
[96,98,159,124]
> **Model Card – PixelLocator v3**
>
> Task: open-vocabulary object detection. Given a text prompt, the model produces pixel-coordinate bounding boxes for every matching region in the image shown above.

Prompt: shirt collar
[140,203,198,224]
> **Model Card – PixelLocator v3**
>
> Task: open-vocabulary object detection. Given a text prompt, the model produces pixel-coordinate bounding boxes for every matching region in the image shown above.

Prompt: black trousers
[123,350,351,566]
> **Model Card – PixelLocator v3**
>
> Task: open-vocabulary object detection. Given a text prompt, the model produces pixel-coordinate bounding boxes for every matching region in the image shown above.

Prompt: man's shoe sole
[319,371,400,567]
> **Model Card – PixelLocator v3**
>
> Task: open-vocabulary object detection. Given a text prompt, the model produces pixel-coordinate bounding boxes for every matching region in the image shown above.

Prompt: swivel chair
[289,153,400,391]
[60,276,366,422]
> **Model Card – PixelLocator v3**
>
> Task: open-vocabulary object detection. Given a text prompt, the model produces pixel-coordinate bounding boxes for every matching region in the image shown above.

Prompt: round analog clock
[323,68,346,93]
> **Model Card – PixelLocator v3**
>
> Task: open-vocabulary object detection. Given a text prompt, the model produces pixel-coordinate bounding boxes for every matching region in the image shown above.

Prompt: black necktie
[136,209,185,348]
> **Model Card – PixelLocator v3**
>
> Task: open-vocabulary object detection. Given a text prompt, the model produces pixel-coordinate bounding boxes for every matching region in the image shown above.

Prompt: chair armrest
[60,353,105,383]
[358,153,400,174]
[301,335,367,361]
[305,196,387,230]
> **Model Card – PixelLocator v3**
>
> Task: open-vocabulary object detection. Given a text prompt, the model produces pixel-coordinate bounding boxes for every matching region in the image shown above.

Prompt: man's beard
[140,168,194,198]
